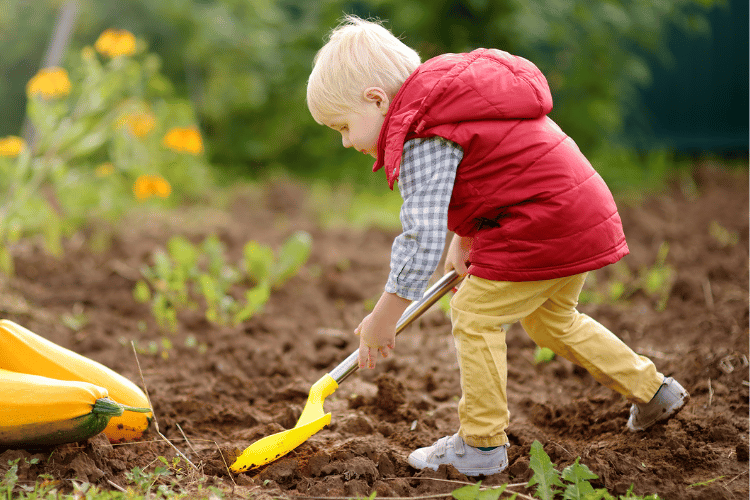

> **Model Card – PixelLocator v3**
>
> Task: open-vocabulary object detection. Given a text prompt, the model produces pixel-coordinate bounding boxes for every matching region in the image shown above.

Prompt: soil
[1,163,748,500]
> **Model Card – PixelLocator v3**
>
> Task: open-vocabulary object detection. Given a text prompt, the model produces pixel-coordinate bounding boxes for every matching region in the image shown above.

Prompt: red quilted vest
[373,49,629,281]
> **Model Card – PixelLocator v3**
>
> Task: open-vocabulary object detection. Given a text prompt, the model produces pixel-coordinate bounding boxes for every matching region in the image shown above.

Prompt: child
[306,15,690,477]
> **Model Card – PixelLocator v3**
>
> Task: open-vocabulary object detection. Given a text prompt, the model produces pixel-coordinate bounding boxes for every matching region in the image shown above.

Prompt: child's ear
[363,87,390,115]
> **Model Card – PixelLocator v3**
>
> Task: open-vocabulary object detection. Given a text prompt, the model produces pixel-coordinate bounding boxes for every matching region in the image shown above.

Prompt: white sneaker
[627,377,690,431]
[407,433,509,476]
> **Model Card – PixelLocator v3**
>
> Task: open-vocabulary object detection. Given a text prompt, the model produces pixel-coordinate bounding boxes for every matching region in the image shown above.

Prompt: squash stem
[92,398,125,416]
[121,405,152,413]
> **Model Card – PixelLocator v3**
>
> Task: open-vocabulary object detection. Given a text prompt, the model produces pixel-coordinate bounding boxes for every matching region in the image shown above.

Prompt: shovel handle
[328,270,464,384]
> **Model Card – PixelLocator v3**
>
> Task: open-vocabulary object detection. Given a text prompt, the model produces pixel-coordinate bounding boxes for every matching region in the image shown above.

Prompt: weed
[528,441,566,499]
[687,475,725,488]
[60,304,89,331]
[521,440,662,499]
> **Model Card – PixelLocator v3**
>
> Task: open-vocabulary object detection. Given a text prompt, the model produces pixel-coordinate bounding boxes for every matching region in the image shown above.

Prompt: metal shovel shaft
[229,270,463,473]
[329,270,463,384]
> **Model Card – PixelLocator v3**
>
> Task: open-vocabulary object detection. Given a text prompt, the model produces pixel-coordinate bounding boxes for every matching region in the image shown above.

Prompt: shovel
[230,270,464,473]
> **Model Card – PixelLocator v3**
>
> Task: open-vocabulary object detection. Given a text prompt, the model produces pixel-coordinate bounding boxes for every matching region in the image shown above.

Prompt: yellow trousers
[450,273,664,447]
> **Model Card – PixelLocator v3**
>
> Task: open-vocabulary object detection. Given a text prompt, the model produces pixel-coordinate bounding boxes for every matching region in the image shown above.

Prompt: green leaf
[655,242,670,266]
[0,245,14,276]
[152,292,177,332]
[199,273,219,305]
[167,235,199,275]
[533,346,556,364]
[61,310,89,331]
[153,250,174,280]
[234,283,271,324]
[270,230,311,287]
[205,307,219,324]
[201,234,227,278]
[133,280,152,303]
[452,481,509,500]
[452,482,482,500]
[1,459,20,493]
[688,475,726,488]
[527,441,564,500]
[561,458,599,500]
[243,240,274,284]
[607,281,625,301]
[6,147,31,184]
[168,265,189,305]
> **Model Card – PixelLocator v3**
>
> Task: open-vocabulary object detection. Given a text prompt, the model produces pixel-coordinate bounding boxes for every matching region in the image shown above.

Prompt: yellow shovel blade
[229,413,331,473]
[230,374,338,473]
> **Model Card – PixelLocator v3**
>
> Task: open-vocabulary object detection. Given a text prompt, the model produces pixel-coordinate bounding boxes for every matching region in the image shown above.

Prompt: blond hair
[306,15,421,124]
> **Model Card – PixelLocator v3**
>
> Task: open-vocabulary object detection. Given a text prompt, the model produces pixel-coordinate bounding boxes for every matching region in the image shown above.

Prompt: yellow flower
[0,136,26,157]
[124,112,156,138]
[26,67,71,99]
[95,29,137,58]
[95,163,115,177]
[133,174,171,201]
[162,127,204,155]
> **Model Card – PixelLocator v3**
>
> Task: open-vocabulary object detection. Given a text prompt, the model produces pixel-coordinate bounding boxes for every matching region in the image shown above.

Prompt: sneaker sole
[407,457,508,476]
[407,456,506,476]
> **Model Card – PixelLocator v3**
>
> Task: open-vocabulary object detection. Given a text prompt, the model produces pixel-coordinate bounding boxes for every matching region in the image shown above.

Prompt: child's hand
[445,233,473,276]
[354,313,396,369]
[354,291,410,369]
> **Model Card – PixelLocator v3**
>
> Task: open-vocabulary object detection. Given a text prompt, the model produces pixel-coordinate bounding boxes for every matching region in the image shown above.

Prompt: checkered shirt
[385,136,463,301]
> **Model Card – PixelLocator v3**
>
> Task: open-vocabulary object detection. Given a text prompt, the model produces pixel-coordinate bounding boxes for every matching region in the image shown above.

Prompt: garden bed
[1,164,748,499]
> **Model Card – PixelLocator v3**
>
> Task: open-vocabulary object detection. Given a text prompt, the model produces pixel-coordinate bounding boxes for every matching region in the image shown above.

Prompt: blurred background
[1,0,748,186]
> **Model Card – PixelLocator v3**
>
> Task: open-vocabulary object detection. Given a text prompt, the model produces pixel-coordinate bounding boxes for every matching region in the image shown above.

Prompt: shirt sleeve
[385,136,463,301]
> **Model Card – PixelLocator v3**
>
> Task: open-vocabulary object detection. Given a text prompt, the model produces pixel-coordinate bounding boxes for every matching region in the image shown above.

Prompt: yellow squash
[0,319,153,443]
[0,369,124,447]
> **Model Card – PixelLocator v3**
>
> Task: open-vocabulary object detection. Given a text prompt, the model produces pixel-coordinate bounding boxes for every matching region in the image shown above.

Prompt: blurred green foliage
[0,28,214,275]
[1,0,721,183]
[135,230,312,329]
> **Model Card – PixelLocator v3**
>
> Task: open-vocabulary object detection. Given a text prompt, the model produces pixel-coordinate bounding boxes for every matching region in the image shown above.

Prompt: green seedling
[639,242,674,311]
[136,231,312,329]
[524,440,663,499]
[271,230,312,287]
[687,476,725,488]
[561,458,601,499]
[243,240,275,285]
[534,346,556,365]
[579,242,674,311]
[528,441,565,500]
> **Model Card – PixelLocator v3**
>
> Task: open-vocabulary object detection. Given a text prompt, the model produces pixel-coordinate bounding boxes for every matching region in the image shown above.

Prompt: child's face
[325,87,389,159]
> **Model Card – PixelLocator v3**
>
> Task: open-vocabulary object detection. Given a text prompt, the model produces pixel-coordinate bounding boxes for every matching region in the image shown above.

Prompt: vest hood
[373,49,553,188]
